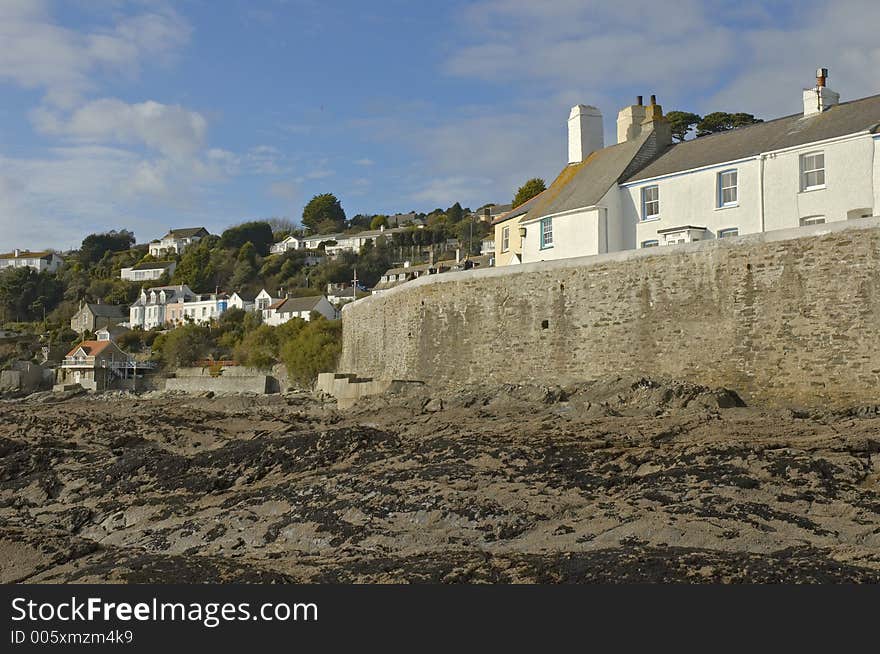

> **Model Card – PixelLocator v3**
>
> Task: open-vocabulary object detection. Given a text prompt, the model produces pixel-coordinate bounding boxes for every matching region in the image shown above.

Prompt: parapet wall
[340,219,880,407]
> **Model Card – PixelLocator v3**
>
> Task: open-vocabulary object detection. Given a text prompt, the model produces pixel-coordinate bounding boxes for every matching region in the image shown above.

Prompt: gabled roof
[276,296,326,313]
[625,93,880,183]
[66,340,116,358]
[0,250,57,260]
[82,303,128,319]
[267,298,286,310]
[163,227,209,239]
[96,325,130,338]
[520,128,655,222]
[231,290,256,301]
[492,190,549,225]
[128,260,175,271]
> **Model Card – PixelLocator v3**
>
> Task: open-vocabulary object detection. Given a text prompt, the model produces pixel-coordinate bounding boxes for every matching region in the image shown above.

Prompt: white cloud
[33,99,207,159]
[354,158,374,166]
[447,0,880,118]
[0,1,190,107]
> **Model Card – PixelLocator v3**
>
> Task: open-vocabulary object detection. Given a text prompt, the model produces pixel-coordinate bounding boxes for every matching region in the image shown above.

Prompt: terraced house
[496,69,880,265]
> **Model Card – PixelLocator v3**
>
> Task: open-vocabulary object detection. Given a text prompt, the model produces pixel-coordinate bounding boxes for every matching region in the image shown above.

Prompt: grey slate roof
[84,303,128,319]
[129,261,175,271]
[276,296,325,313]
[492,190,548,225]
[625,93,880,183]
[165,227,208,239]
[519,128,655,222]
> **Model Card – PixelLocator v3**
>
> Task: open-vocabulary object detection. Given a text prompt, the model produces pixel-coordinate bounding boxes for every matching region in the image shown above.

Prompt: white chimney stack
[568,104,604,164]
[617,96,648,143]
[803,67,839,116]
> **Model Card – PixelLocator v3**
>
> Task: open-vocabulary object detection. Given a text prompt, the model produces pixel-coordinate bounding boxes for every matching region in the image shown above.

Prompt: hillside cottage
[497,69,879,265]
[120,260,176,282]
[57,340,131,391]
[70,302,128,333]
[263,295,338,326]
[0,249,63,273]
[148,227,210,257]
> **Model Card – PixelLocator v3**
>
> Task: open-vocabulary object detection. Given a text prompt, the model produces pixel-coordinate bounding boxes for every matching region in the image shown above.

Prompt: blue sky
[1,0,878,249]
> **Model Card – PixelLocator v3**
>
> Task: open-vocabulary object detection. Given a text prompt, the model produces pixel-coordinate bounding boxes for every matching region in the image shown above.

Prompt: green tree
[234,324,280,369]
[666,111,702,142]
[446,202,464,223]
[79,230,135,266]
[153,323,212,368]
[302,193,346,233]
[281,317,342,387]
[0,268,63,322]
[512,178,546,208]
[369,214,389,230]
[172,238,217,291]
[696,112,763,137]
[220,221,274,256]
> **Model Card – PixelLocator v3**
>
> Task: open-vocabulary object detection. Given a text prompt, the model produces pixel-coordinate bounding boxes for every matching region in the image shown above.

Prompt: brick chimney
[568,104,604,164]
[803,67,839,115]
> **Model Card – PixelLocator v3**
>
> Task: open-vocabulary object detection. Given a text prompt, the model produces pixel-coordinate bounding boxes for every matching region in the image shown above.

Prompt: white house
[0,249,63,273]
[269,235,304,254]
[148,227,210,257]
[228,291,256,312]
[508,69,879,264]
[120,260,176,282]
[255,288,281,318]
[263,295,338,326]
[129,285,196,330]
[269,225,423,258]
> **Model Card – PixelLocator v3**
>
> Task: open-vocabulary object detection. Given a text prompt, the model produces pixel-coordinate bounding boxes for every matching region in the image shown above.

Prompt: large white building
[148,227,210,257]
[499,70,879,265]
[120,260,176,282]
[129,285,197,330]
[0,249,63,273]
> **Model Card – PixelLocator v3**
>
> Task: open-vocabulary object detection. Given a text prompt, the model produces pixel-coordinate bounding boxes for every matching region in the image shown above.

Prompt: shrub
[281,317,342,387]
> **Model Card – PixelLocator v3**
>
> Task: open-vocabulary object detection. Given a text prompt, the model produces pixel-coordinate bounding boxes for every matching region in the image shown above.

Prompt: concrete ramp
[316,372,425,409]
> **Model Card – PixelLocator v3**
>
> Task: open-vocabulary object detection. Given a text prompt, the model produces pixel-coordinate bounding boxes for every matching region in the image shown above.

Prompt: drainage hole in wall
[541,319,549,329]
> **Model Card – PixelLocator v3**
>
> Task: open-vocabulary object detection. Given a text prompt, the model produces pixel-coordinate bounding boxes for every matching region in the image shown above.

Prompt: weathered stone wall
[340,220,880,407]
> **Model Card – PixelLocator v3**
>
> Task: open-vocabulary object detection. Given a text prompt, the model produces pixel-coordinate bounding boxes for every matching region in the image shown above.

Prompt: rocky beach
[2,378,880,583]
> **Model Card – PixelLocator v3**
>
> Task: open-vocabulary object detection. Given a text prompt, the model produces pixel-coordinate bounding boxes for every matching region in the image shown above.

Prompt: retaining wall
[340,219,880,407]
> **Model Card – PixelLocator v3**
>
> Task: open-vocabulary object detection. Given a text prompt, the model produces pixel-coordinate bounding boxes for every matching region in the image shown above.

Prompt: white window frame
[800,151,825,191]
[641,239,659,248]
[501,225,510,252]
[642,185,659,220]
[717,169,738,207]
[718,227,739,239]
[540,217,553,249]
[800,215,825,226]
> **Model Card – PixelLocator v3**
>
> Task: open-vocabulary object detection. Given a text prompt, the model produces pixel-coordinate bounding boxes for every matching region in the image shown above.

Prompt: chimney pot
[650,95,657,106]
[636,95,643,106]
